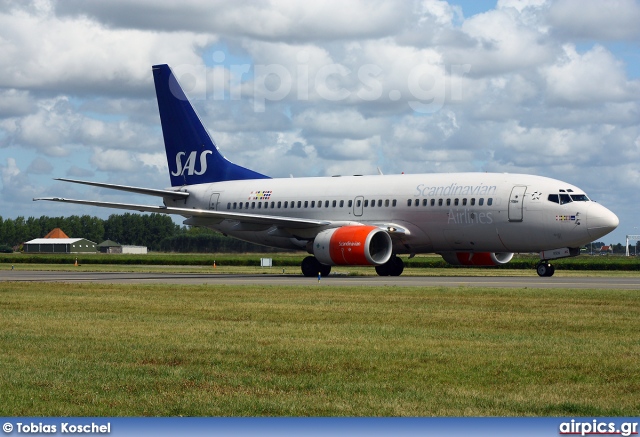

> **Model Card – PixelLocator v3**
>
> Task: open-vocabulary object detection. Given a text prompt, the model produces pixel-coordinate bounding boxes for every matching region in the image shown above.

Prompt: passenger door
[508,186,526,222]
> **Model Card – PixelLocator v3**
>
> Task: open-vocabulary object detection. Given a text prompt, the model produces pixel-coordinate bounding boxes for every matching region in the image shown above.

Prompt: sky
[0,0,639,246]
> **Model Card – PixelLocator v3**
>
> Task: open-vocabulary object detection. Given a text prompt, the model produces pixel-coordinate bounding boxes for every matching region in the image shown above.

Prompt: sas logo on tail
[171,150,212,176]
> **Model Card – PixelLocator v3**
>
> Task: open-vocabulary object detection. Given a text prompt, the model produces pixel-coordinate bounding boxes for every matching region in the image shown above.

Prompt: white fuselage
[164,172,618,254]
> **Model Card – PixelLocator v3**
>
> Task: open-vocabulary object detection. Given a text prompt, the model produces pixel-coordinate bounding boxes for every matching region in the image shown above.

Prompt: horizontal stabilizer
[55,178,189,200]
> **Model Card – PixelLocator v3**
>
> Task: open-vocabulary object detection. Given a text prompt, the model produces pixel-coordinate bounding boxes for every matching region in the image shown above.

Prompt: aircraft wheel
[301,256,331,277]
[536,262,554,277]
[376,256,404,277]
[319,263,332,277]
[547,264,555,277]
[375,263,391,276]
[389,256,404,276]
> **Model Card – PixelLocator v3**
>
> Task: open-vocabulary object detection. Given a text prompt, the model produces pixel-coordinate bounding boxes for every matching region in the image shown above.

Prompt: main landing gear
[301,256,331,277]
[375,255,404,276]
[299,255,405,277]
[536,261,555,277]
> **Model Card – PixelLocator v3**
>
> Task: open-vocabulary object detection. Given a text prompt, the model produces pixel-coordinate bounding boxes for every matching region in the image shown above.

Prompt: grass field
[1,282,638,416]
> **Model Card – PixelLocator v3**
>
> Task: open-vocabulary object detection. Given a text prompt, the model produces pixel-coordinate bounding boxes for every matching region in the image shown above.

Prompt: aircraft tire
[375,256,404,277]
[301,256,331,277]
[536,262,555,277]
[375,263,391,276]
[389,256,404,276]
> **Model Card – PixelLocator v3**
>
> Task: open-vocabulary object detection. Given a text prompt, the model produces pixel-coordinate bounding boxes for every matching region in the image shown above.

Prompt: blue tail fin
[152,64,270,186]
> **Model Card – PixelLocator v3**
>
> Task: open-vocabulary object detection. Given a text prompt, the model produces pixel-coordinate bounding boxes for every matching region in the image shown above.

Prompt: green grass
[1,283,638,416]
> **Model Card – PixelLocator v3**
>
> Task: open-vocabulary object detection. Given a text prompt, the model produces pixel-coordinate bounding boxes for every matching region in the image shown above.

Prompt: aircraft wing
[54,178,189,200]
[33,197,331,229]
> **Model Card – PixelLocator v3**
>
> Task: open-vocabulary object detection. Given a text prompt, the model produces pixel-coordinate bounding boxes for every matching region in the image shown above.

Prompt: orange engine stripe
[328,226,377,265]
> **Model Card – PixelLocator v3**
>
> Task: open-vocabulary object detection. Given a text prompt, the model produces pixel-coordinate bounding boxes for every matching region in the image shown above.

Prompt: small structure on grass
[24,228,97,254]
[97,240,147,254]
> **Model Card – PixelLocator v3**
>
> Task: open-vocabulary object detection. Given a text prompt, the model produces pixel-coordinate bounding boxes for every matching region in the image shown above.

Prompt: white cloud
[548,0,640,41]
[56,0,410,41]
[542,44,640,105]
[293,109,386,139]
[26,156,53,175]
[89,148,139,172]
[0,1,210,94]
[0,157,38,202]
[455,6,554,75]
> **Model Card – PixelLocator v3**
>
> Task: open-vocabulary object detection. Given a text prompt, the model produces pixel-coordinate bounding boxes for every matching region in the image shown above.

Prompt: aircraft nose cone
[586,203,619,240]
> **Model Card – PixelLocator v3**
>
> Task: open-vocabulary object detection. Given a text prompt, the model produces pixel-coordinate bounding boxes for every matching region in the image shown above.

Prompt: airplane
[35,64,619,277]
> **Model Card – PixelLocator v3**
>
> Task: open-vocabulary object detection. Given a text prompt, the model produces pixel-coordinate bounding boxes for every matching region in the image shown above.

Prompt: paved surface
[2,270,640,289]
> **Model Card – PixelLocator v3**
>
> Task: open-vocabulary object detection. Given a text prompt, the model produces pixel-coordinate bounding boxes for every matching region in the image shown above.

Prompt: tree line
[0,213,282,253]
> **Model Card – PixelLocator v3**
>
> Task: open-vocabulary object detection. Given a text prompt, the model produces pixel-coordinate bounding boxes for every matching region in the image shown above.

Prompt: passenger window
[364,200,369,207]
[479,198,484,206]
[407,199,412,207]
[462,198,467,206]
[233,202,237,209]
[422,199,428,206]
[349,200,353,207]
[446,199,451,206]
[311,201,315,208]
[340,200,344,207]
[356,200,361,207]
[385,199,389,207]
[227,203,231,210]
[277,201,281,208]
[430,199,435,206]
[252,202,256,209]
[414,199,419,207]
[333,200,337,207]
[258,202,262,209]
[438,199,443,206]
[245,202,249,209]
[297,201,302,208]
[454,198,459,206]
[470,198,475,206]
[325,200,329,207]
[487,198,493,206]
[271,202,275,208]
[392,200,397,207]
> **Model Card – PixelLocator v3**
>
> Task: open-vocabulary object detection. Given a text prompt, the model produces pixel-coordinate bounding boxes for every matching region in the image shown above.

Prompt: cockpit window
[570,194,589,202]
[549,192,589,204]
[559,194,572,204]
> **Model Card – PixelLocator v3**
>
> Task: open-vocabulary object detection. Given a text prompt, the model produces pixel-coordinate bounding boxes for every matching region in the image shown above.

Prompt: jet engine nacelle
[440,251,514,266]
[313,226,393,266]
